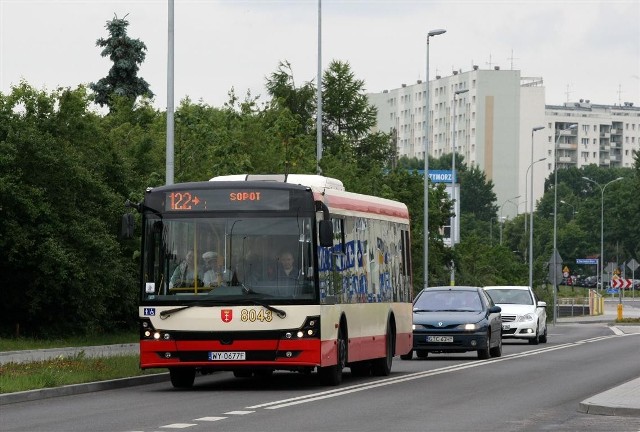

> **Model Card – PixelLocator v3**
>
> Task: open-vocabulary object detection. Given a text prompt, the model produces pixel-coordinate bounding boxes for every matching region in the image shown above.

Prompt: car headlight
[461,323,477,331]
[517,313,536,322]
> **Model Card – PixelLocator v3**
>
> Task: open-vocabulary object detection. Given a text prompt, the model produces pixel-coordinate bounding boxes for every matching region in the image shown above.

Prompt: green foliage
[0,83,140,337]
[89,15,154,109]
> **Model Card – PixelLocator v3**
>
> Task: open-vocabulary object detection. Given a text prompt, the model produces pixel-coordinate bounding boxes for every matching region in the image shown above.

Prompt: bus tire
[318,325,346,386]
[371,324,394,376]
[169,367,196,388]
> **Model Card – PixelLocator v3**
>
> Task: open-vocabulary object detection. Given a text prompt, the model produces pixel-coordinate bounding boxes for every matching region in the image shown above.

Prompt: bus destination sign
[165,189,290,211]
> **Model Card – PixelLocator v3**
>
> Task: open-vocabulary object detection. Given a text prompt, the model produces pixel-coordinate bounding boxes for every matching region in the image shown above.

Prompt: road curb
[0,373,169,406]
[578,401,640,417]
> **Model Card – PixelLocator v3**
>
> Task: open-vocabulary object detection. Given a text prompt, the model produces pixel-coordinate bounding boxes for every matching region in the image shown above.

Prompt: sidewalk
[1,301,639,416]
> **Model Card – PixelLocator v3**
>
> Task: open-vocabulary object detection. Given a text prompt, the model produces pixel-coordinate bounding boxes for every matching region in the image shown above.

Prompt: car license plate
[208,351,246,361]
[502,324,510,331]
[427,336,453,343]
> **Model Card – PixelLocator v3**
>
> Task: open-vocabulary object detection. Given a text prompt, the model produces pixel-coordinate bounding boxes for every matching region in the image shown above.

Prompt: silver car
[483,286,547,344]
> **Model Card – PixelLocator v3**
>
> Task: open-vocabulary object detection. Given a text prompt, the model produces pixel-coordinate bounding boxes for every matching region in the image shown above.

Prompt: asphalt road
[2,321,639,432]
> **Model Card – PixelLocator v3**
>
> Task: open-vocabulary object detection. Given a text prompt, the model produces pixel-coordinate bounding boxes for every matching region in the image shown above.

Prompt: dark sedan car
[402,286,502,360]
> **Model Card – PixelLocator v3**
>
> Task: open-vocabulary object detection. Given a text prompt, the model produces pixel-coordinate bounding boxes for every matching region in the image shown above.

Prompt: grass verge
[0,332,138,352]
[0,352,165,394]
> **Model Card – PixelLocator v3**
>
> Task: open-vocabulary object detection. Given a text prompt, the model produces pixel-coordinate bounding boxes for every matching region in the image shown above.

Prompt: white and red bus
[127,174,413,388]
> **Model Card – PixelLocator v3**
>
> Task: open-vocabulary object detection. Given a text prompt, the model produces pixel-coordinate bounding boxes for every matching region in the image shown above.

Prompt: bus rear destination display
[165,189,291,211]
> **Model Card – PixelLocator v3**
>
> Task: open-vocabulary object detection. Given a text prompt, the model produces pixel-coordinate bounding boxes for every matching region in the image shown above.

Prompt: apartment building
[544,101,640,176]
[367,68,640,222]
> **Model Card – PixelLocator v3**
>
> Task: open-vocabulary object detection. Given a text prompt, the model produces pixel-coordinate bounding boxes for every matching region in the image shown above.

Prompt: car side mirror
[489,305,501,313]
[537,301,547,308]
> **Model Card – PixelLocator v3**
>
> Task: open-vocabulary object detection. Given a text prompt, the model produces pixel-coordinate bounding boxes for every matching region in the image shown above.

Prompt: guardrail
[557,290,604,317]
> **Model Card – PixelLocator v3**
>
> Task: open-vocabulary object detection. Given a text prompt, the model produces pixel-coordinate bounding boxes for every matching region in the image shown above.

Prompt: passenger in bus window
[169,250,202,288]
[202,251,220,287]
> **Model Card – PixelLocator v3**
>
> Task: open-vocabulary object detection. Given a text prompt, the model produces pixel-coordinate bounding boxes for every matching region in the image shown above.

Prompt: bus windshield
[141,215,315,302]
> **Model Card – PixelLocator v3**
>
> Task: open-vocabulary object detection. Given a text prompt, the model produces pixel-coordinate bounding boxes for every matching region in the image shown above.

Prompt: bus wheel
[318,327,345,386]
[371,326,394,376]
[169,367,195,388]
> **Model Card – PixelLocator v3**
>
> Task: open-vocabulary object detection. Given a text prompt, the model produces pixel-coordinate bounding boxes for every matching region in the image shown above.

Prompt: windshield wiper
[159,300,224,319]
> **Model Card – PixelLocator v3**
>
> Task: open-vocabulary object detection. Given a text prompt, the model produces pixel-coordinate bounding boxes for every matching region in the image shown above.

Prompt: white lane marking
[194,417,227,422]
[610,326,626,336]
[246,333,639,410]
[224,410,255,415]
[160,424,197,429]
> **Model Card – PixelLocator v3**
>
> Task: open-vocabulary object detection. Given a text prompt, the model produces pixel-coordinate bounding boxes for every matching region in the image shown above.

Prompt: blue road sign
[576,258,599,265]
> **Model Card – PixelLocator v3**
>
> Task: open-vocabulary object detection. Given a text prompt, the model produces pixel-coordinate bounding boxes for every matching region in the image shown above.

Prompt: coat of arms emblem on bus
[221,309,233,322]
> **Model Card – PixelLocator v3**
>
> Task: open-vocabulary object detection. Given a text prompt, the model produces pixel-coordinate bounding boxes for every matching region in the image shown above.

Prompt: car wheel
[539,324,548,343]
[489,333,502,357]
[478,332,490,359]
[400,349,413,360]
[528,323,540,345]
[416,350,428,359]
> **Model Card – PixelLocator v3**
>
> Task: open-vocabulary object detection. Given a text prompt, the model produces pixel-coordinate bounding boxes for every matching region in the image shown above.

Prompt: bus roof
[210,174,345,192]
[210,174,408,221]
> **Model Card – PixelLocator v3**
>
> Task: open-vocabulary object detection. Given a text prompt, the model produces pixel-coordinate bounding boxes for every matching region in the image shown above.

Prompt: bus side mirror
[319,220,333,247]
[121,213,135,239]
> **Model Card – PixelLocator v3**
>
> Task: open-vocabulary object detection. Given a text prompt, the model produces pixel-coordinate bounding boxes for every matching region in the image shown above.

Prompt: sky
[1,0,639,111]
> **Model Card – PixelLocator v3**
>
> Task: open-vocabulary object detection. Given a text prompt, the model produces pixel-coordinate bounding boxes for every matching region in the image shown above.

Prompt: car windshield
[485,289,533,305]
[414,290,483,312]
[141,216,315,302]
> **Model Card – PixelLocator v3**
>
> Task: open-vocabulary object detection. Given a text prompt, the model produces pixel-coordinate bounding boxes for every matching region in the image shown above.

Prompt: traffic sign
[627,258,639,272]
[547,250,563,285]
[576,258,598,265]
[610,278,632,289]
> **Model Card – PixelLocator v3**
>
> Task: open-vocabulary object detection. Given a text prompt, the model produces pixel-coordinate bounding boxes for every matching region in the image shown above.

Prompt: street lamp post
[552,124,576,325]
[424,28,446,290]
[524,157,546,237]
[529,126,545,290]
[450,88,468,285]
[582,176,624,290]
[499,195,520,245]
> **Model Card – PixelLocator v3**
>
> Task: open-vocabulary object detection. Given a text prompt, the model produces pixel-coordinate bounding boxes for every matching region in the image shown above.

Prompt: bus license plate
[427,336,453,343]
[208,351,246,361]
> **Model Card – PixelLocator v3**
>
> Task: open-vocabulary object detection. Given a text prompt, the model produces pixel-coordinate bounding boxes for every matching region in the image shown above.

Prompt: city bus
[123,174,413,388]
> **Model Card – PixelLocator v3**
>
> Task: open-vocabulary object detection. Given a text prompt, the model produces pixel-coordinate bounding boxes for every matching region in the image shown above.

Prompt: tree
[0,83,138,337]
[90,15,154,109]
